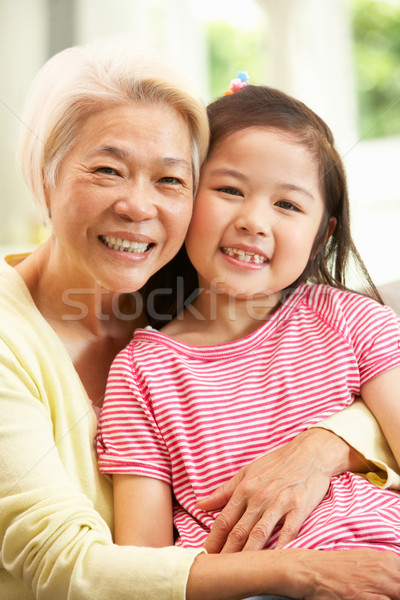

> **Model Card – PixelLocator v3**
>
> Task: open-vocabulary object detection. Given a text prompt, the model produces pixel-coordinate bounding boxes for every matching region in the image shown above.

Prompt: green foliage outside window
[351,0,400,139]
[206,1,400,140]
[206,21,266,102]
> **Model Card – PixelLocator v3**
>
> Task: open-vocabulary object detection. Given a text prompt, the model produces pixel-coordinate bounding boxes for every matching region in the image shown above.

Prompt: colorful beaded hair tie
[224,71,250,96]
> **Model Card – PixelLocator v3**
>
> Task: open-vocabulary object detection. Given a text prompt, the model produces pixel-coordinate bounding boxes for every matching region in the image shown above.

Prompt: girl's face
[46,102,193,293]
[185,126,334,308]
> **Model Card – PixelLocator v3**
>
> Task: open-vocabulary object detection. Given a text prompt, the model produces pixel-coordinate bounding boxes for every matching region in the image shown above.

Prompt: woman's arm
[0,336,200,600]
[187,547,400,600]
[361,366,400,468]
[113,474,174,547]
[310,398,400,489]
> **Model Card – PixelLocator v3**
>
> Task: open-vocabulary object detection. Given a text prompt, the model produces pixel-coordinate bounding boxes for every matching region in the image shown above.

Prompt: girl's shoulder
[302,284,399,334]
[304,284,379,309]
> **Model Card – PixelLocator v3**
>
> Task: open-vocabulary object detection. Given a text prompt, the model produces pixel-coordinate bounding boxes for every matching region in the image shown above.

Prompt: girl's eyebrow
[279,183,315,201]
[208,167,247,180]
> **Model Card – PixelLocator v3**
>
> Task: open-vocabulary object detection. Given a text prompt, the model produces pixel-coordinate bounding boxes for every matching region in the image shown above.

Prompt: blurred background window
[0,0,398,286]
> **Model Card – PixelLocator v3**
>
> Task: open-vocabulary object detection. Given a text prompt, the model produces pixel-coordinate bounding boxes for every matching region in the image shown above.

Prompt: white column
[0,0,48,244]
[257,0,357,150]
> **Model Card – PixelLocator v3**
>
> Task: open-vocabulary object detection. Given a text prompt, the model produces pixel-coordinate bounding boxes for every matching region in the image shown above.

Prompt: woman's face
[46,102,193,293]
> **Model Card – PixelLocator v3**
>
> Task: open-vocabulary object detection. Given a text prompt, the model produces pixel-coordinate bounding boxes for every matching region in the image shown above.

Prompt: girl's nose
[234,201,272,237]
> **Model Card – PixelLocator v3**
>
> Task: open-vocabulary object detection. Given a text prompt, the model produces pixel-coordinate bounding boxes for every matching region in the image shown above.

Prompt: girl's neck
[161,287,281,346]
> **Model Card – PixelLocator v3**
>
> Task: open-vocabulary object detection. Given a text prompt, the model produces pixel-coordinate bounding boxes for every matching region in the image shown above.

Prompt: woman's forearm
[312,398,400,487]
[305,426,373,475]
[186,550,287,600]
[187,548,400,600]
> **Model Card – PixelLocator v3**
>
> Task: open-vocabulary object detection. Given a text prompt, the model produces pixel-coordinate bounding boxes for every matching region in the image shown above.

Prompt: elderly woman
[1,39,400,600]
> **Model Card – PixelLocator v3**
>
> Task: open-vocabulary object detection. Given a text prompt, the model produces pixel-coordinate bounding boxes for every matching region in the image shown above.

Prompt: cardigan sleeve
[310,399,400,489]
[0,337,203,600]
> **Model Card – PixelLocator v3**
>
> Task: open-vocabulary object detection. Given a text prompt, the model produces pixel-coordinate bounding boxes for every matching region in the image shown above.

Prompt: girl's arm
[361,365,400,468]
[113,474,174,547]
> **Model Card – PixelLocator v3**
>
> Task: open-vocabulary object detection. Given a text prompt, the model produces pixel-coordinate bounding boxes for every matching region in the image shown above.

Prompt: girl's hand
[198,428,367,553]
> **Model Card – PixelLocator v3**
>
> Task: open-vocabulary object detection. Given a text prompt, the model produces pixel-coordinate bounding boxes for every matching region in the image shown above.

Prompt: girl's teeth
[222,247,268,264]
[99,235,150,253]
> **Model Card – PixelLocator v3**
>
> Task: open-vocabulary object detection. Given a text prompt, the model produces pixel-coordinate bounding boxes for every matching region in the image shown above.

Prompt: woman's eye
[218,186,242,197]
[158,176,183,185]
[95,166,119,176]
[275,200,299,211]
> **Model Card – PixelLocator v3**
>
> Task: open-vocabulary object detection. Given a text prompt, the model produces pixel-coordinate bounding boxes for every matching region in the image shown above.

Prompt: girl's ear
[311,217,337,261]
[324,216,337,244]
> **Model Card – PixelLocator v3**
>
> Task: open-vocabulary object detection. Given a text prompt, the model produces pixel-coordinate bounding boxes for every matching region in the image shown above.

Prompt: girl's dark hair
[207,85,382,301]
[145,84,382,328]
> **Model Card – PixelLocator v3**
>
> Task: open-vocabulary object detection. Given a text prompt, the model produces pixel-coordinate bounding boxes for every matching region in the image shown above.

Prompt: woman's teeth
[222,247,269,264]
[99,235,150,253]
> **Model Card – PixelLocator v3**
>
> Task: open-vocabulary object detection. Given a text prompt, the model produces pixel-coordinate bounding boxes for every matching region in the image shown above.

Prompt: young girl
[97,85,400,554]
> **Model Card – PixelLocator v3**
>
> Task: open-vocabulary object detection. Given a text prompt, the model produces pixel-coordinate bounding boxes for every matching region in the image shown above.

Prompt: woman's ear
[43,176,52,220]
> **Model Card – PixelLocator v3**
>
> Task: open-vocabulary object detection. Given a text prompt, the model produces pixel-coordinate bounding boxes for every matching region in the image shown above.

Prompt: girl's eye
[218,186,243,197]
[275,200,300,212]
[95,166,119,176]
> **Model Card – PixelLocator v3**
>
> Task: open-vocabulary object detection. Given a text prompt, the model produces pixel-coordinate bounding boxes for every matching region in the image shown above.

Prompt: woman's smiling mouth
[99,235,153,253]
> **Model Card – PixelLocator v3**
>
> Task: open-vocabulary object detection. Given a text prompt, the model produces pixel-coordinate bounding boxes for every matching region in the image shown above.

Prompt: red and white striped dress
[97,284,400,551]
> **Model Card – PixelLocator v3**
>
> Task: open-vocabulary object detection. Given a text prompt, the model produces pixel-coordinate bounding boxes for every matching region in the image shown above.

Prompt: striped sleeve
[308,286,400,385]
[96,344,172,484]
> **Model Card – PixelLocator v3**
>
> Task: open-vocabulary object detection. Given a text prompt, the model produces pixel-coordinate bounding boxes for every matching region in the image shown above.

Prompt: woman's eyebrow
[88,145,131,160]
[162,156,192,173]
[88,146,192,172]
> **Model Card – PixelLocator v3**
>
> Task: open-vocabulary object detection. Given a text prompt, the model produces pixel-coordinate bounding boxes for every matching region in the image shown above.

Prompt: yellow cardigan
[0,258,202,600]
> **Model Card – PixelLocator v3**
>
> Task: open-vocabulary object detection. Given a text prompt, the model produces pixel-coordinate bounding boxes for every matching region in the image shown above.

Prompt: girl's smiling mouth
[221,246,270,265]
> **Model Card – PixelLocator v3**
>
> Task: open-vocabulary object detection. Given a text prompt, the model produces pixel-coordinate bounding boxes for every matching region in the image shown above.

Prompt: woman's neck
[14,242,146,403]
[15,240,144,334]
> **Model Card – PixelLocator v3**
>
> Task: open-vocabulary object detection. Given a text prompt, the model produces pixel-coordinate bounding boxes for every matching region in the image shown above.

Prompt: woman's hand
[198,428,369,553]
[285,547,400,600]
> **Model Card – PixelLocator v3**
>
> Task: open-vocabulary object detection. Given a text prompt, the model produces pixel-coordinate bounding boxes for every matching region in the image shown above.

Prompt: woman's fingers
[274,509,305,548]
[201,429,350,553]
[202,491,247,553]
[196,473,241,511]
[204,468,329,553]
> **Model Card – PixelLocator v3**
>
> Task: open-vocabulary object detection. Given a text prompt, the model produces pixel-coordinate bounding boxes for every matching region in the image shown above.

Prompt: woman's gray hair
[17,37,209,223]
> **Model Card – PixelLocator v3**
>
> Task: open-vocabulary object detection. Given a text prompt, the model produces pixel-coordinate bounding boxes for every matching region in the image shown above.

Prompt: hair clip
[224,71,250,96]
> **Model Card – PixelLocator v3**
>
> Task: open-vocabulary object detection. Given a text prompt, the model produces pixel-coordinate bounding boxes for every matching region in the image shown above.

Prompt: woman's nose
[111,181,158,222]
